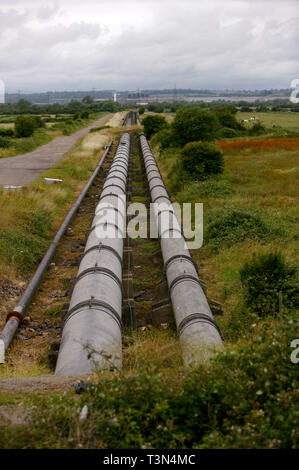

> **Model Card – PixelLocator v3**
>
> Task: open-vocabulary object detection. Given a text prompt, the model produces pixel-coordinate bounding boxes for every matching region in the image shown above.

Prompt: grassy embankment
[0,112,107,158]
[0,111,126,310]
[0,113,298,449]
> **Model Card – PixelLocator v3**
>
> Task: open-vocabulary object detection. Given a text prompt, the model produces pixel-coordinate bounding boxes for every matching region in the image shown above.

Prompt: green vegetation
[172,107,221,145]
[0,122,113,274]
[0,97,127,117]
[206,209,272,250]
[15,115,45,138]
[0,112,108,158]
[0,315,298,449]
[237,111,299,131]
[240,253,298,315]
[0,114,298,448]
[142,114,168,139]
[181,141,224,179]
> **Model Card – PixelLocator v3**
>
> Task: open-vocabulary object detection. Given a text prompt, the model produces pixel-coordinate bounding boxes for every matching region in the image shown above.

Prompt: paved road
[0,114,111,187]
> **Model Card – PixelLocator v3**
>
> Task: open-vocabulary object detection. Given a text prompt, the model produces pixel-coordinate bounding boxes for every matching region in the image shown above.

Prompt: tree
[181,141,224,179]
[173,107,221,146]
[16,99,32,114]
[215,107,244,130]
[142,115,168,139]
[82,95,93,104]
[14,115,45,138]
[15,116,36,137]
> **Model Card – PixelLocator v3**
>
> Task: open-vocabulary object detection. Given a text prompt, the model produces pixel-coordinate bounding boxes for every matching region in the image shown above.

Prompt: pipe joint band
[73,266,123,291]
[178,312,222,339]
[169,273,202,294]
[164,254,199,276]
[81,243,122,266]
[63,299,123,330]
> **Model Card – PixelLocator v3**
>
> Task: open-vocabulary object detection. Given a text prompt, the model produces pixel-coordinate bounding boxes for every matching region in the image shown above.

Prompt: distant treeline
[5,88,291,104]
[140,100,299,113]
[0,97,128,115]
[1,96,299,117]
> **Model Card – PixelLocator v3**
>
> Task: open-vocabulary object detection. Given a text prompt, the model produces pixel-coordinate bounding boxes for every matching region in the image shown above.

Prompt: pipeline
[139,133,222,366]
[135,111,141,126]
[125,111,133,127]
[55,133,131,375]
[0,140,113,363]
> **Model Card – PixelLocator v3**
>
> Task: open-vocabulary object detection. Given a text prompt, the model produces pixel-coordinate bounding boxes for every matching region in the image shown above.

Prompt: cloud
[0,0,298,91]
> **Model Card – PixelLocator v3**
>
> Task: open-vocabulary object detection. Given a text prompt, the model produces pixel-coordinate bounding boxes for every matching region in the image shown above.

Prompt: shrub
[206,209,271,249]
[177,178,233,201]
[138,107,145,115]
[151,127,174,149]
[14,115,45,138]
[181,141,224,180]
[215,108,245,131]
[15,115,35,137]
[142,114,168,139]
[248,122,266,136]
[6,314,298,448]
[147,103,164,113]
[0,136,11,148]
[240,252,298,315]
[80,110,89,119]
[0,128,14,137]
[219,127,242,138]
[173,107,221,146]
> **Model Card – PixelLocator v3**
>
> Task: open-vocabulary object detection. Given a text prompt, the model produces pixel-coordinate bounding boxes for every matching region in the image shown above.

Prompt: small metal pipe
[0,140,113,363]
[139,134,222,366]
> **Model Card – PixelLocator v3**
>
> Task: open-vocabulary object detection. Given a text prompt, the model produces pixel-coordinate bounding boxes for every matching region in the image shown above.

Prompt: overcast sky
[0,0,298,92]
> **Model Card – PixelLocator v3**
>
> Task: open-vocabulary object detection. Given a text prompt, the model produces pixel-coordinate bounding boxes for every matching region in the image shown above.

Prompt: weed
[240,252,298,315]
[206,209,273,250]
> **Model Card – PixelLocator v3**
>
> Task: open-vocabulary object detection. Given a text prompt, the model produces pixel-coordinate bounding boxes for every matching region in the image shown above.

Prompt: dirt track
[0,114,111,187]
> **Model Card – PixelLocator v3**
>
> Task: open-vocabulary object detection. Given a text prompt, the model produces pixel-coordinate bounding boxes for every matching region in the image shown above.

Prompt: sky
[0,0,298,93]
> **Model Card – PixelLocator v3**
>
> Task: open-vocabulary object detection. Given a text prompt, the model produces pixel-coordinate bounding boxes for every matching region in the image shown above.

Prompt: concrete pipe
[0,140,113,363]
[139,134,222,366]
[55,133,131,375]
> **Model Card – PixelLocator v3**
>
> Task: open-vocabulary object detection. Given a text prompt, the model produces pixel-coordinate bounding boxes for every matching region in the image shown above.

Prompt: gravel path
[0,114,111,187]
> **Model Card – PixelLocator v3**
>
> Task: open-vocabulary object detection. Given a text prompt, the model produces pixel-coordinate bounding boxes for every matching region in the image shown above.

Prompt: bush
[206,209,271,249]
[14,115,45,138]
[0,136,11,148]
[219,127,242,138]
[248,122,266,136]
[6,314,298,448]
[0,128,14,137]
[151,127,174,150]
[138,107,145,115]
[240,252,298,315]
[147,103,164,113]
[80,110,89,119]
[215,108,245,131]
[173,107,221,146]
[181,141,224,180]
[142,114,168,139]
[177,178,233,200]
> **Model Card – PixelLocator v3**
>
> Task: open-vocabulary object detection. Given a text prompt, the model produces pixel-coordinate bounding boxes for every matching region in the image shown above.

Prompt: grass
[0,117,119,319]
[0,119,298,448]
[154,131,299,322]
[237,111,299,130]
[0,112,107,158]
